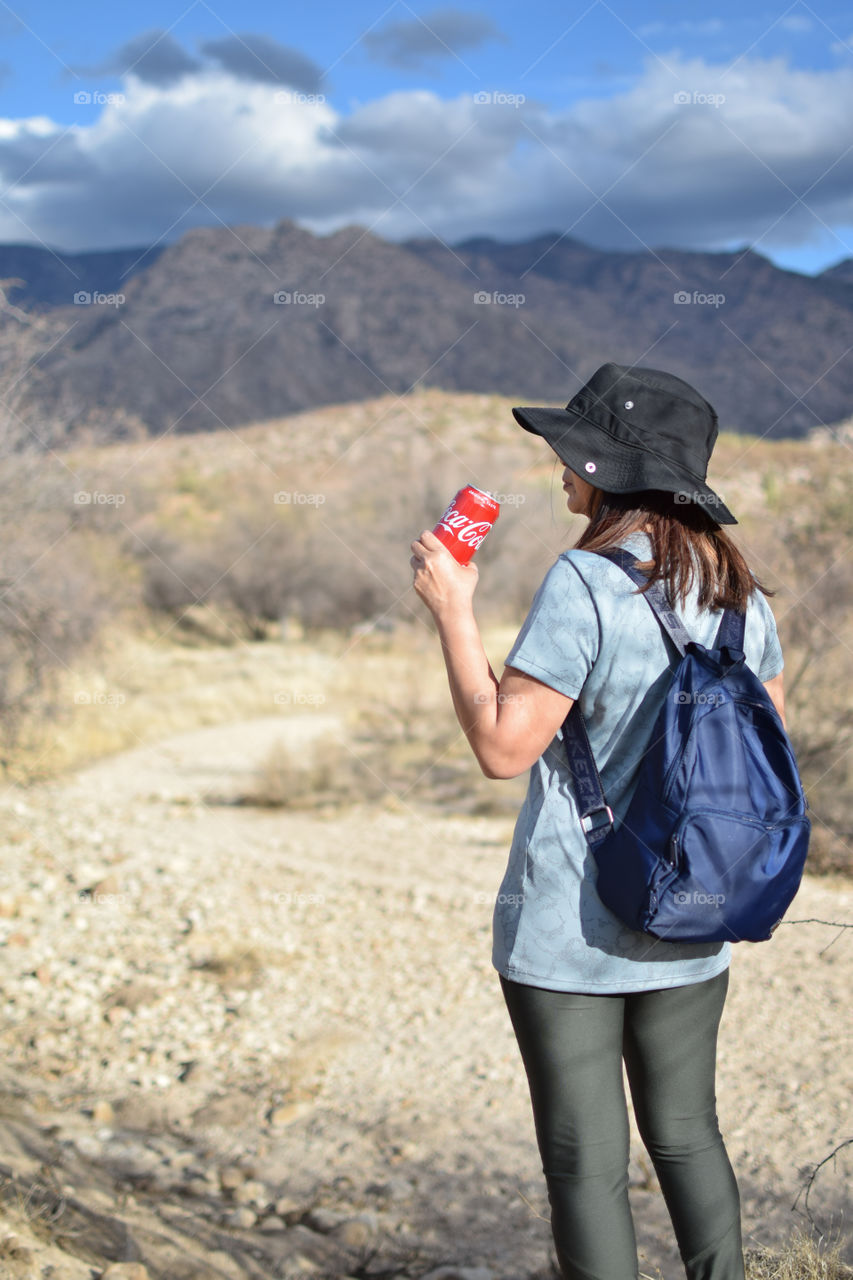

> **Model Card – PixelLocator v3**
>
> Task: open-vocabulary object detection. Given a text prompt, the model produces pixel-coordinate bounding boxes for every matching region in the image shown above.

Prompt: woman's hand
[410,528,479,617]
[410,530,573,776]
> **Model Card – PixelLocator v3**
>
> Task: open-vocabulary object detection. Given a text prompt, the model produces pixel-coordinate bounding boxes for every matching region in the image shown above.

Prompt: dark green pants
[500,969,744,1280]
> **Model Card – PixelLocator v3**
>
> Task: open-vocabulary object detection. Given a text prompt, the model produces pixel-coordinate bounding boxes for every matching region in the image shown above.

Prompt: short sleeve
[752,590,784,682]
[504,554,600,698]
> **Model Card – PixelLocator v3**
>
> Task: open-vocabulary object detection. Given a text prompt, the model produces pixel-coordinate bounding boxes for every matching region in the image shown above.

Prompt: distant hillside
[2,222,853,448]
[821,258,853,286]
[0,242,163,309]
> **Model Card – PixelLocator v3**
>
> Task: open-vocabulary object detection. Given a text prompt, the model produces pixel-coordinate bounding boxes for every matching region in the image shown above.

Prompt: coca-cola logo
[437,506,492,549]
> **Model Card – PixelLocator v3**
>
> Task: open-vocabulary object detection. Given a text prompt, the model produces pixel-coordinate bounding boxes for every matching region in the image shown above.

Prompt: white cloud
[779,15,814,33]
[830,33,853,55]
[1,55,853,262]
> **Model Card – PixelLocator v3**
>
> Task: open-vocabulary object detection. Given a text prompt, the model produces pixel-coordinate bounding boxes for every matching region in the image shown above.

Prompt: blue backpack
[563,548,811,944]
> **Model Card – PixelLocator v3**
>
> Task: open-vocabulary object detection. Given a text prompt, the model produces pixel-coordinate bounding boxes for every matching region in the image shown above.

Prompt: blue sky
[2,0,853,272]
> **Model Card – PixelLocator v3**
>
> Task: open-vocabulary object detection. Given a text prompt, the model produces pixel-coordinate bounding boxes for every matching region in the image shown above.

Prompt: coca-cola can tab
[432,485,500,564]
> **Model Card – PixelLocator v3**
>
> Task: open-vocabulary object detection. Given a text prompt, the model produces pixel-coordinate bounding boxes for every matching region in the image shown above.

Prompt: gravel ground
[0,715,850,1279]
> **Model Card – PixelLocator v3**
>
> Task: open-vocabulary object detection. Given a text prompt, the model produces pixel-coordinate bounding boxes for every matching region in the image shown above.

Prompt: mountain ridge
[2,221,852,447]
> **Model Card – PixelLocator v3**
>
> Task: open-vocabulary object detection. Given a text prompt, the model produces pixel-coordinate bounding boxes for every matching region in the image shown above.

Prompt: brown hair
[575,489,773,611]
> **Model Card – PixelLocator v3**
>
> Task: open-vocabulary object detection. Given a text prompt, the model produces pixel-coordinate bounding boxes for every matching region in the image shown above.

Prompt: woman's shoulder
[556,531,653,585]
[559,530,652,563]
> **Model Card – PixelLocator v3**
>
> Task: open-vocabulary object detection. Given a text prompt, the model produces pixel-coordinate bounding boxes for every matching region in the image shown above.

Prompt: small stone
[102,1265,151,1280]
[184,1176,213,1197]
[94,873,121,896]
[260,1214,286,1232]
[289,1257,321,1276]
[269,1102,305,1127]
[36,963,51,984]
[149,1165,181,1192]
[0,893,18,917]
[232,1179,268,1207]
[304,1206,346,1233]
[208,1253,237,1272]
[168,1150,197,1170]
[223,1207,257,1229]
[218,1164,245,1190]
[333,1217,372,1248]
[75,1135,102,1159]
[274,1195,303,1219]
[92,1100,115,1125]
[106,1142,159,1179]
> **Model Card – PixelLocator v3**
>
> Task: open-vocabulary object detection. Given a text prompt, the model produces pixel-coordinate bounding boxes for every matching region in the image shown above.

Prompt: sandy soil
[0,713,850,1279]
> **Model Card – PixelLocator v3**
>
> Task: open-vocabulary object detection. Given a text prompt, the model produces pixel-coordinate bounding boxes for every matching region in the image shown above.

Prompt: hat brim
[512,405,737,525]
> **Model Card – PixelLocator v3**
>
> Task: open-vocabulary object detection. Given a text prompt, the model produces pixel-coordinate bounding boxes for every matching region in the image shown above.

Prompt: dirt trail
[0,715,850,1279]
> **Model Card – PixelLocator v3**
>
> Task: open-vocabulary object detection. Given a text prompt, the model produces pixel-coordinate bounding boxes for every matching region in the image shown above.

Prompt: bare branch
[792,1137,853,1231]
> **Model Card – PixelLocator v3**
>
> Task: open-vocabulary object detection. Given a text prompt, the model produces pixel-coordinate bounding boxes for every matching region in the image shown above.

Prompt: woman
[410,363,786,1280]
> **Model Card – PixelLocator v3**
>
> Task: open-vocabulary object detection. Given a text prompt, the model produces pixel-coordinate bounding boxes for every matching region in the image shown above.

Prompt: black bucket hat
[512,362,736,525]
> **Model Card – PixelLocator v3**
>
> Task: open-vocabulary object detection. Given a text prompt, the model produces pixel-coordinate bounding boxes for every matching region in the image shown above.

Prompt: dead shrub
[745,1231,852,1279]
[0,456,110,761]
[757,461,853,874]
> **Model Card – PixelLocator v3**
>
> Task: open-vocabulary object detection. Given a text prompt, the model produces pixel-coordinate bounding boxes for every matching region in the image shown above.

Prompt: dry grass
[242,631,528,817]
[746,1232,853,1279]
[3,624,344,782]
[4,605,527,818]
[3,610,529,826]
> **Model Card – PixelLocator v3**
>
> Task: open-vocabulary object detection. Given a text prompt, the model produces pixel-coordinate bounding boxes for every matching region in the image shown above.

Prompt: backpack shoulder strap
[562,704,613,848]
[597,547,692,656]
[713,605,746,653]
[600,547,745,656]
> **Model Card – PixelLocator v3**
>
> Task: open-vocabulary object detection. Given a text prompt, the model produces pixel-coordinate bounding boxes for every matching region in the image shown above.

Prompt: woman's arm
[762,672,786,730]
[411,529,573,779]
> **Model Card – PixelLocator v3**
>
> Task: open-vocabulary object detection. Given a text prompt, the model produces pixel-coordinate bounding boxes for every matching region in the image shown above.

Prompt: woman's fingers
[410,526,478,614]
[411,530,445,557]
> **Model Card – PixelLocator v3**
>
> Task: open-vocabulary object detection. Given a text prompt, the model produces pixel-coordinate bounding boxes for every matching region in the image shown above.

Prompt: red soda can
[432,485,500,564]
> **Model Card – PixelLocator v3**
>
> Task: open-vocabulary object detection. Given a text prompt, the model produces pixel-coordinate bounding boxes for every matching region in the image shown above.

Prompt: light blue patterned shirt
[492,531,785,993]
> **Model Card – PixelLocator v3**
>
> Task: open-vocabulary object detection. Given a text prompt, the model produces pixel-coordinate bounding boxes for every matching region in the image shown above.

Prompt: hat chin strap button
[585,461,597,473]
